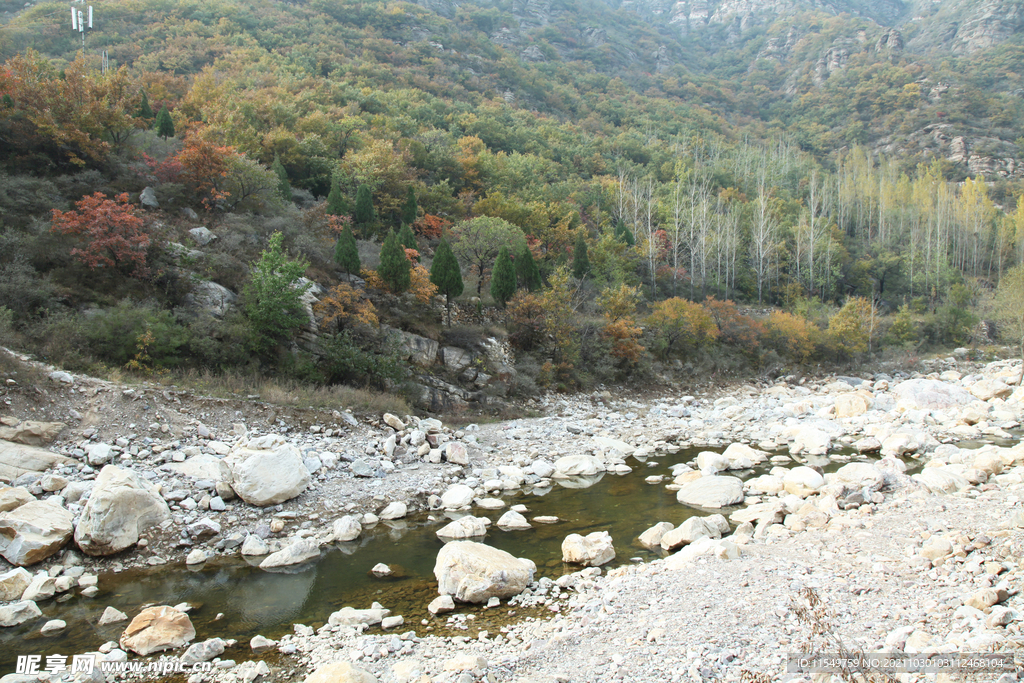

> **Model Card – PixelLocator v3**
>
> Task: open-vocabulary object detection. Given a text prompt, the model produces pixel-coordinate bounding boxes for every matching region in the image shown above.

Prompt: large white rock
[0,567,32,601]
[0,600,41,627]
[496,511,531,529]
[119,606,196,656]
[783,466,825,497]
[74,466,171,557]
[0,500,74,566]
[552,454,604,478]
[892,379,974,411]
[440,484,475,509]
[970,379,1013,401]
[913,468,969,494]
[745,474,784,495]
[675,476,745,509]
[433,541,535,603]
[660,517,720,551]
[729,501,786,526]
[436,516,488,540]
[259,538,320,569]
[328,606,389,627]
[379,502,408,520]
[333,516,362,542]
[828,462,885,491]
[591,436,635,456]
[561,531,615,566]
[834,392,871,417]
[789,427,831,456]
[638,522,674,549]
[164,454,231,482]
[226,441,311,506]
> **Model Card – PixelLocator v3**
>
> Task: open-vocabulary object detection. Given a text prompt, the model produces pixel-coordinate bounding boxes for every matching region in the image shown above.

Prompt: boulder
[729,501,786,526]
[638,522,674,549]
[98,606,128,625]
[22,573,56,601]
[789,427,831,456]
[259,538,320,569]
[745,474,784,495]
[164,454,231,482]
[660,517,720,551]
[74,466,172,557]
[440,484,475,509]
[783,467,825,497]
[333,516,362,542]
[834,393,871,418]
[829,462,885,491]
[304,662,378,683]
[675,476,744,509]
[591,436,635,456]
[0,600,41,627]
[0,500,74,566]
[496,510,531,529]
[379,502,407,520]
[0,441,74,484]
[226,441,311,506]
[0,567,32,601]
[0,486,34,512]
[441,347,473,372]
[140,186,159,209]
[183,281,237,320]
[892,379,974,411]
[552,454,604,478]
[428,595,455,615]
[970,379,1013,401]
[444,442,469,465]
[561,531,615,566]
[0,421,65,447]
[180,638,225,665]
[328,606,389,627]
[240,535,268,556]
[119,606,195,656]
[188,227,217,246]
[434,541,535,603]
[436,516,488,540]
[913,468,969,494]
[386,328,439,367]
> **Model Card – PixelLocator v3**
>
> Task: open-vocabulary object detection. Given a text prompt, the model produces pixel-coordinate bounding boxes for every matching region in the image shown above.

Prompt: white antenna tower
[70,3,95,51]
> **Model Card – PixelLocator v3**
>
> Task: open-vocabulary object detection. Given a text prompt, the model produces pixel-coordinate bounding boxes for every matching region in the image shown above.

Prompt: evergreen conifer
[378,229,411,293]
[430,237,464,326]
[490,245,516,308]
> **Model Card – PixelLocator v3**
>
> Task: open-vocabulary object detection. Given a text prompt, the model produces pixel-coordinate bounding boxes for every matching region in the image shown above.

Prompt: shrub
[825,297,875,359]
[703,297,762,352]
[318,331,407,389]
[84,302,189,368]
[646,297,718,359]
[763,311,817,362]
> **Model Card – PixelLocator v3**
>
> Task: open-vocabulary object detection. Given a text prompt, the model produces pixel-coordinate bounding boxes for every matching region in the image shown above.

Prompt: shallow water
[0,437,978,673]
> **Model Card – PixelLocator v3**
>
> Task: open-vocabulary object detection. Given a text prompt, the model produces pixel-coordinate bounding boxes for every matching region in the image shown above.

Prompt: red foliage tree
[50,192,150,276]
[176,134,233,209]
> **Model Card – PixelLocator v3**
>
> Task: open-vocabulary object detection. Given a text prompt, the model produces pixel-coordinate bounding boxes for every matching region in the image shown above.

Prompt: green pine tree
[615,221,635,246]
[430,237,464,327]
[515,244,542,291]
[398,222,418,258]
[334,227,361,276]
[354,184,375,229]
[271,155,291,202]
[243,232,311,354]
[138,92,154,120]
[572,231,590,279]
[378,229,411,293]
[155,106,175,139]
[401,186,418,225]
[490,245,516,308]
[326,175,349,216]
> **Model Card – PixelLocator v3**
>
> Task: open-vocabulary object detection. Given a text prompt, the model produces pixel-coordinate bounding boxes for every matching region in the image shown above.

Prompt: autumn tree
[449,216,527,295]
[243,232,311,354]
[993,265,1024,381]
[763,311,817,362]
[430,237,463,326]
[597,283,644,364]
[826,297,875,358]
[156,105,175,139]
[314,283,378,332]
[334,227,361,276]
[176,134,231,208]
[490,245,516,308]
[50,192,150,277]
[646,298,719,359]
[378,229,411,293]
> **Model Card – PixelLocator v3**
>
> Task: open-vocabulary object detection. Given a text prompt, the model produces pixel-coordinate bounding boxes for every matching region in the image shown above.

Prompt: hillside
[0,0,1023,407]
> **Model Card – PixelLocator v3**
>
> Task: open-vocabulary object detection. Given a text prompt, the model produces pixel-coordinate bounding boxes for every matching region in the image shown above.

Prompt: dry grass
[171,368,410,416]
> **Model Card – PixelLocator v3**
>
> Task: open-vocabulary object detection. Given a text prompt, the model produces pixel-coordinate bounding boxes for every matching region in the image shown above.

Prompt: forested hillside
[1,0,1023,401]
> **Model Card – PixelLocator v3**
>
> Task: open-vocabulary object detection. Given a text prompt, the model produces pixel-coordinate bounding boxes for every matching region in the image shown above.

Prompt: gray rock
[328,606,389,627]
[675,476,745,509]
[333,515,362,542]
[180,637,225,664]
[188,227,217,246]
[98,606,128,625]
[0,567,32,601]
[434,541,535,603]
[226,441,311,506]
[140,187,159,209]
[437,516,488,540]
[74,466,172,557]
[561,531,615,566]
[259,538,320,569]
[0,600,41,627]
[240,535,268,556]
[638,522,674,549]
[0,500,74,566]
